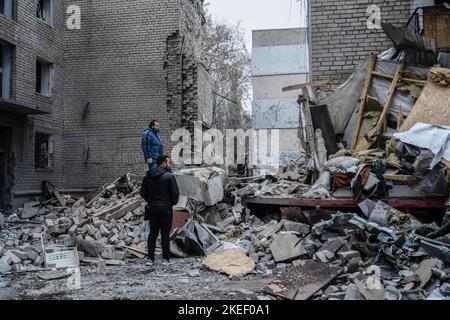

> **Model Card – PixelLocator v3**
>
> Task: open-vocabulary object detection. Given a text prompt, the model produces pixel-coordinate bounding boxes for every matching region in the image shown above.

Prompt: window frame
[0,0,13,19]
[0,40,13,99]
[34,131,53,171]
[35,58,53,98]
[36,0,54,27]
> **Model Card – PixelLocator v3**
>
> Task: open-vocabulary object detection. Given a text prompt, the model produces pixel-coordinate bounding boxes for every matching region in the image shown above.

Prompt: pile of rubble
[0,174,149,273]
[196,197,450,300]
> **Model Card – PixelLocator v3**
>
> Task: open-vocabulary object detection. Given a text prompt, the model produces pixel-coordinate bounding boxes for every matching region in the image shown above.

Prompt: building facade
[0,0,211,211]
[309,0,418,85]
[251,28,309,163]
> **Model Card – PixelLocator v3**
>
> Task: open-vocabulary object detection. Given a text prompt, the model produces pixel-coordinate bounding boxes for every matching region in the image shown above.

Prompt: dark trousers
[147,211,173,261]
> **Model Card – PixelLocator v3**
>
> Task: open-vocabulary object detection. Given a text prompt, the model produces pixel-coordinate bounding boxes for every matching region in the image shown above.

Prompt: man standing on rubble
[141,120,164,173]
[140,155,179,266]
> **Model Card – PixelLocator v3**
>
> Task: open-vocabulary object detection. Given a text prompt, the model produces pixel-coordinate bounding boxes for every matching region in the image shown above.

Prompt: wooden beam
[371,71,427,85]
[355,60,406,151]
[351,53,378,149]
[383,174,414,182]
[282,79,331,92]
[79,197,137,226]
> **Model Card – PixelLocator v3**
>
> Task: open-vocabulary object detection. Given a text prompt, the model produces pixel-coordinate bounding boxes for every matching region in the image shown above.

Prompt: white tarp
[319,55,429,136]
[393,123,450,168]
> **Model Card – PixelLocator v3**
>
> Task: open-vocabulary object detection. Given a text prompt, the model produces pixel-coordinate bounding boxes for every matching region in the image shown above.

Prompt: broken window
[0,0,12,18]
[36,59,52,96]
[36,0,53,25]
[0,41,13,99]
[35,132,53,169]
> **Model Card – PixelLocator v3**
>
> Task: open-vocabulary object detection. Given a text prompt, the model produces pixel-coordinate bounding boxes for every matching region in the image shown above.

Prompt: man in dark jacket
[140,155,179,266]
[141,120,164,173]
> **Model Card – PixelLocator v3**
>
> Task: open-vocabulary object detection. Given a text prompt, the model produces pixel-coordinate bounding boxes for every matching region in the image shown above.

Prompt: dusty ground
[0,257,276,300]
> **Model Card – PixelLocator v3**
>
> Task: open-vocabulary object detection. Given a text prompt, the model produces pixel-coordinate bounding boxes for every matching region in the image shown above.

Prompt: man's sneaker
[145,259,155,266]
[162,259,174,266]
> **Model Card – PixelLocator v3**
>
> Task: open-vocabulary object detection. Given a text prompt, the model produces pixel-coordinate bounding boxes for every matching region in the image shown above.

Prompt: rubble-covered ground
[1,171,450,301]
[0,258,275,300]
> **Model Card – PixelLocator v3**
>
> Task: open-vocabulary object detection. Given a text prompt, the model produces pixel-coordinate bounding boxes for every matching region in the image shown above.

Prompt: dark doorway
[0,126,12,213]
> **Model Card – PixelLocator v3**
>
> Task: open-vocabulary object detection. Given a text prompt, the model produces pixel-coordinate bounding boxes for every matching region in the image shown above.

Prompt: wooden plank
[53,190,66,207]
[397,105,404,131]
[106,199,142,222]
[104,259,126,266]
[124,245,147,259]
[79,199,135,226]
[282,79,331,92]
[351,53,377,149]
[371,71,427,85]
[383,174,414,182]
[399,78,450,132]
[355,60,406,151]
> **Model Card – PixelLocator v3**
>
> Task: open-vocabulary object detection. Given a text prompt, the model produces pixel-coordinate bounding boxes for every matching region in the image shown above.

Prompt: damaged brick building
[309,0,450,84]
[0,0,212,211]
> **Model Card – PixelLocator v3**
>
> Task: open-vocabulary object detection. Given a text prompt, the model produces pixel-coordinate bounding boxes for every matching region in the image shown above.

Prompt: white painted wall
[252,73,308,100]
[252,44,309,76]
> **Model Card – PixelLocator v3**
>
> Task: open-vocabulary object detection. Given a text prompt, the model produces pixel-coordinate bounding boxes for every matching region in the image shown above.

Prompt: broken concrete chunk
[315,250,335,263]
[344,284,365,300]
[257,221,284,240]
[264,260,343,300]
[318,237,345,255]
[384,286,401,300]
[68,225,78,235]
[0,255,13,266]
[4,251,22,264]
[21,201,40,219]
[0,260,12,273]
[282,220,310,234]
[9,250,28,260]
[100,224,110,236]
[338,251,361,262]
[249,253,259,263]
[175,167,225,206]
[270,233,307,263]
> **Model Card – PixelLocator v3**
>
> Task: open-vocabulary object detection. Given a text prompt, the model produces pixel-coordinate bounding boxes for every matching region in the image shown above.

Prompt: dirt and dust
[0,257,275,300]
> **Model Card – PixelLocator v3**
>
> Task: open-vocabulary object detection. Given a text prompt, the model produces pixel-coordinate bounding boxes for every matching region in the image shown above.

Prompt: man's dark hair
[149,120,159,128]
[157,155,170,166]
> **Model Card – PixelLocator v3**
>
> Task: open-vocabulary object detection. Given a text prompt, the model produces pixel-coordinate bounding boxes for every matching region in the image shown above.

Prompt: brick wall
[0,0,209,206]
[0,0,66,196]
[62,0,183,189]
[310,0,413,85]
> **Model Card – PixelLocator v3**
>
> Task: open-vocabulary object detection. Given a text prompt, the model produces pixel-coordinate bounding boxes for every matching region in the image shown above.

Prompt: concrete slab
[270,233,307,263]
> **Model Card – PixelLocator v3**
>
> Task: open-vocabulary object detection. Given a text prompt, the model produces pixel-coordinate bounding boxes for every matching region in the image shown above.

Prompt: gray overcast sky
[206,0,308,50]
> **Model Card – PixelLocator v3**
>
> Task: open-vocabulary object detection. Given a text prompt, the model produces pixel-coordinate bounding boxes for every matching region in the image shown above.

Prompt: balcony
[0,98,50,115]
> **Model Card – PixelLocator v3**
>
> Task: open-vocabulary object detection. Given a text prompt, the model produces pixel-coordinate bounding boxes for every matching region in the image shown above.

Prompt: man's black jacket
[140,167,180,211]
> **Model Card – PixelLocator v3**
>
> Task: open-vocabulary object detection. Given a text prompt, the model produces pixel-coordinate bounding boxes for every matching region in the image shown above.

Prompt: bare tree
[202,12,252,130]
